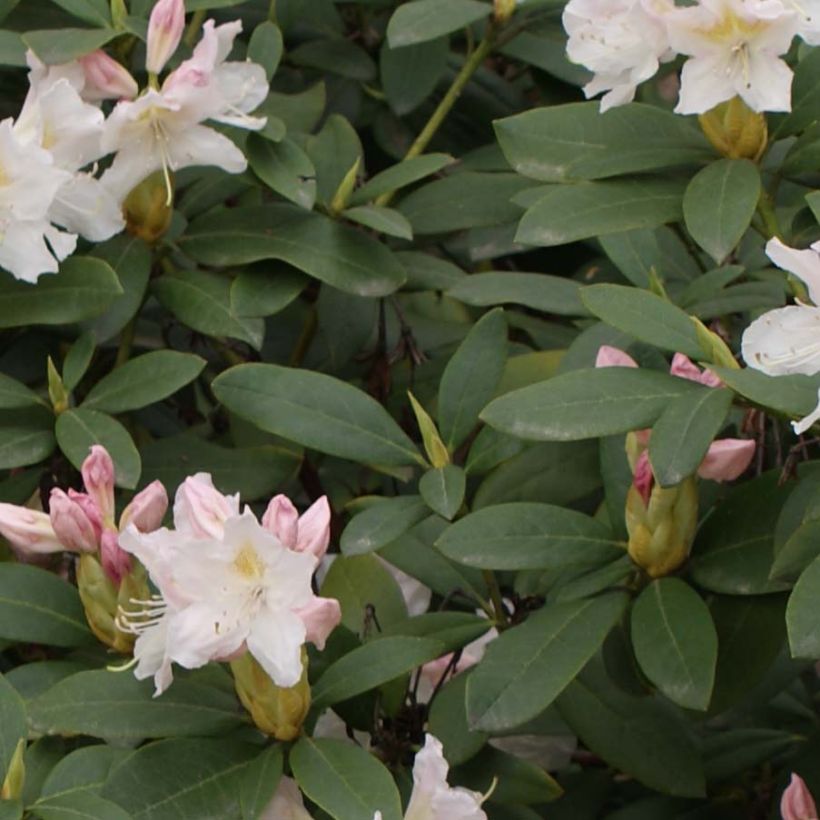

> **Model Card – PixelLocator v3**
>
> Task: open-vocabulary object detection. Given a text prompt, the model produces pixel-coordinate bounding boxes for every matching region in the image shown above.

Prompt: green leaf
[648,388,733,487]
[62,332,96,392]
[56,409,141,489]
[319,555,408,635]
[495,102,713,182]
[380,37,448,116]
[290,37,376,81]
[0,674,26,785]
[631,579,718,711]
[343,205,413,240]
[386,0,489,47]
[466,592,628,731]
[312,636,444,708]
[38,743,125,802]
[447,272,586,316]
[481,368,697,442]
[515,179,686,247]
[0,373,46,409]
[230,268,307,319]
[152,269,265,350]
[291,738,402,820]
[0,564,92,647]
[240,746,283,820]
[246,135,316,210]
[32,791,131,820]
[0,258,121,329]
[0,408,55,469]
[181,205,406,297]
[102,738,257,819]
[82,351,205,413]
[682,159,760,264]
[398,172,529,235]
[49,0,109,25]
[777,47,820,136]
[419,465,466,520]
[557,662,705,797]
[351,154,454,205]
[212,364,422,467]
[438,307,508,450]
[580,284,702,359]
[340,496,430,556]
[710,365,820,419]
[787,555,820,659]
[29,671,243,742]
[690,471,793,595]
[427,673,488,765]
[248,21,282,82]
[436,502,621,570]
[23,26,115,63]
[140,434,301,502]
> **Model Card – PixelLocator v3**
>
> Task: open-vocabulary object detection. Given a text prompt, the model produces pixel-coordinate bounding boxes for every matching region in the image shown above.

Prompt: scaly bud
[123,170,175,243]
[81,445,116,525]
[146,0,185,75]
[698,96,768,162]
[119,480,168,533]
[49,489,98,553]
[625,453,698,578]
[230,650,311,741]
[494,0,516,24]
[79,51,138,101]
[1,738,25,801]
[0,503,64,557]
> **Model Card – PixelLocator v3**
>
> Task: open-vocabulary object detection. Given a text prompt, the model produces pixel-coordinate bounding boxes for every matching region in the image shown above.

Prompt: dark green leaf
[340,496,430,556]
[419,465,465,520]
[386,0,489,47]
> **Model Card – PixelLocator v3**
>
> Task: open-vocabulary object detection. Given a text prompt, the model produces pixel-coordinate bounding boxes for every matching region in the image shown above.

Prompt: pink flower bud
[67,490,103,540]
[633,450,654,506]
[262,495,299,549]
[81,446,116,524]
[294,596,341,650]
[781,773,818,820]
[49,489,98,553]
[595,345,638,369]
[120,481,168,533]
[0,503,64,556]
[698,439,755,482]
[78,50,138,101]
[174,473,238,539]
[669,353,722,388]
[146,0,186,75]
[100,528,131,584]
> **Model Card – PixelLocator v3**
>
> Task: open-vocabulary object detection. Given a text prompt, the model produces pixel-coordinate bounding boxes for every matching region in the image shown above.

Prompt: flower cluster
[0,0,266,284]
[563,0,815,114]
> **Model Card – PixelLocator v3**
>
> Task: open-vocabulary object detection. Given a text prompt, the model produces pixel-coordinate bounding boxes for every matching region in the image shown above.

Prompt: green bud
[692,317,738,370]
[698,97,767,162]
[626,476,698,578]
[230,650,311,741]
[330,157,361,216]
[1,738,25,801]
[47,357,69,415]
[408,390,449,468]
[494,0,516,23]
[123,170,174,244]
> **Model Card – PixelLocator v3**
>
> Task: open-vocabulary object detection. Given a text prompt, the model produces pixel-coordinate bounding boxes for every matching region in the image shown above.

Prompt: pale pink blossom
[146,0,186,75]
[0,503,64,556]
[782,773,818,820]
[263,494,331,559]
[120,481,168,533]
[173,473,239,539]
[78,51,139,101]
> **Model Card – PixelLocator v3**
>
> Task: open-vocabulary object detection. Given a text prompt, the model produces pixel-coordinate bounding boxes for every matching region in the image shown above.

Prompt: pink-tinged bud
[100,528,131,585]
[78,50,138,101]
[146,0,186,75]
[698,439,756,482]
[173,473,238,539]
[595,345,638,369]
[262,495,299,549]
[0,503,64,556]
[294,597,341,650]
[669,353,722,388]
[633,451,654,506]
[49,489,98,553]
[781,773,818,820]
[81,446,116,524]
[68,490,103,540]
[295,497,331,559]
[120,481,168,533]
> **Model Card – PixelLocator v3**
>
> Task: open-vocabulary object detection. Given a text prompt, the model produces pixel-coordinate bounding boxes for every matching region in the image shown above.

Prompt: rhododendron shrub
[1,0,820,817]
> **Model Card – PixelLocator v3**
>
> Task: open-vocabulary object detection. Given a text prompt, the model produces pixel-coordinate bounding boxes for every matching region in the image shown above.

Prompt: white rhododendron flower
[261,777,313,820]
[101,0,268,205]
[563,0,673,111]
[375,735,489,820]
[666,0,798,114]
[119,474,339,695]
[742,238,820,433]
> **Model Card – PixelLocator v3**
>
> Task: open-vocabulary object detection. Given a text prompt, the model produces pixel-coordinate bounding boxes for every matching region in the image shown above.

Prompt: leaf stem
[482,570,508,630]
[184,9,206,48]
[114,316,136,369]
[375,30,496,207]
